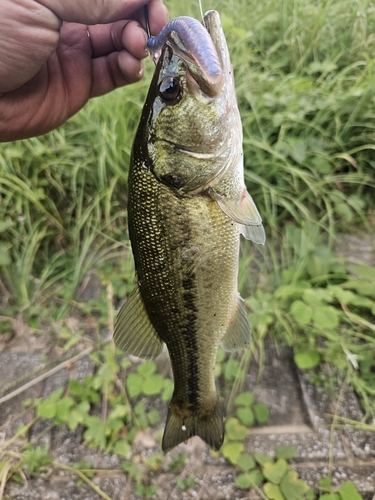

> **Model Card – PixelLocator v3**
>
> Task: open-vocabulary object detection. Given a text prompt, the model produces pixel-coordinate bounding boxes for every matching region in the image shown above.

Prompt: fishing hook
[143,4,151,39]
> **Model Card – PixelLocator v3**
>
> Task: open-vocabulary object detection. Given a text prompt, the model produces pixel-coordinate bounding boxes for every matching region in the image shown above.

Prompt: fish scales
[129,153,239,405]
[114,10,265,452]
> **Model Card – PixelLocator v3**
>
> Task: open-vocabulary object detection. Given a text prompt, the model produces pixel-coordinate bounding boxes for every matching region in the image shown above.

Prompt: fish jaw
[143,13,243,195]
[147,15,223,97]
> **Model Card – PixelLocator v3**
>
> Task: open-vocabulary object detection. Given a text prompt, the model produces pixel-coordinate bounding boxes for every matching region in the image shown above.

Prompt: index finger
[136,0,168,36]
[37,0,164,24]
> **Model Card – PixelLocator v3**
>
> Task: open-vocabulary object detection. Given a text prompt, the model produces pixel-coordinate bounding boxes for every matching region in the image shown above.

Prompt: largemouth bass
[114,10,265,452]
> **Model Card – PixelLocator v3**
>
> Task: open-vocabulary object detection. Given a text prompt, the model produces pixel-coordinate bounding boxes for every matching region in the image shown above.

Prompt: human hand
[0,0,168,142]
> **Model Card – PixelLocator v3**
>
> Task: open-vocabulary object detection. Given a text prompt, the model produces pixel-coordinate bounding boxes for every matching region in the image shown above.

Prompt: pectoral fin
[221,294,251,352]
[209,188,266,245]
[114,285,163,359]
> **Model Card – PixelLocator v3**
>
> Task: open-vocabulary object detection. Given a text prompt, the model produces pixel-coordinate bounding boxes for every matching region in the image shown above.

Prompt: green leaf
[37,401,58,419]
[276,446,297,460]
[349,295,375,310]
[254,402,269,424]
[137,360,156,376]
[144,452,164,470]
[216,347,226,363]
[22,446,52,476]
[288,138,306,164]
[280,470,309,500]
[319,476,333,491]
[312,306,339,330]
[328,286,355,305]
[56,397,74,421]
[107,417,123,434]
[84,416,107,449]
[312,157,332,174]
[263,482,286,500]
[294,350,321,370]
[235,470,263,489]
[225,417,248,440]
[66,409,85,430]
[254,452,273,465]
[113,439,132,458]
[290,300,313,325]
[319,495,340,500]
[221,441,244,464]
[47,388,64,402]
[306,487,316,500]
[105,418,124,435]
[338,481,363,500]
[144,485,157,498]
[236,453,256,472]
[302,288,332,307]
[176,475,195,490]
[134,401,145,416]
[109,405,128,420]
[76,400,90,415]
[137,413,149,429]
[234,391,255,406]
[69,380,86,398]
[121,358,131,370]
[224,358,240,381]
[236,407,254,426]
[36,388,64,419]
[161,379,174,402]
[142,374,164,395]
[350,265,375,281]
[306,247,332,278]
[148,409,160,426]
[126,372,143,398]
[235,473,253,489]
[249,469,264,487]
[343,280,375,297]
[262,459,288,484]
[0,221,13,232]
[0,244,10,266]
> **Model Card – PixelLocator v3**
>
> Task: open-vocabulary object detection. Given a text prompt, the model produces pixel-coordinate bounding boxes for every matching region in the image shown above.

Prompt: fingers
[86,2,169,98]
[90,51,144,97]
[88,20,147,60]
[87,20,148,97]
[37,0,164,25]
[138,0,169,36]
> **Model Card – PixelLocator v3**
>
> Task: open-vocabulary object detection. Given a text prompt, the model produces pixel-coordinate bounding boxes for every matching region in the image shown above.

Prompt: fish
[114,10,265,453]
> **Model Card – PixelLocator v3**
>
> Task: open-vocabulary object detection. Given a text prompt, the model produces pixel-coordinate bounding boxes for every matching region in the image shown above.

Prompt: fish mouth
[148,11,229,97]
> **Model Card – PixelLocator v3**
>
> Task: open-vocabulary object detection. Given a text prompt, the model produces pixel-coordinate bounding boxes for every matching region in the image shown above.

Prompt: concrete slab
[2,236,375,500]
[1,341,374,498]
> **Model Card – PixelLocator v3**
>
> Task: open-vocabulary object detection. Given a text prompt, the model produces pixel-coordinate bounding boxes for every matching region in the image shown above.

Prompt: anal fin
[114,285,163,359]
[221,294,251,352]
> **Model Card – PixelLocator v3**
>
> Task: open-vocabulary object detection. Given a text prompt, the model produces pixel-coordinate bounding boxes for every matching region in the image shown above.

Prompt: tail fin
[162,400,224,452]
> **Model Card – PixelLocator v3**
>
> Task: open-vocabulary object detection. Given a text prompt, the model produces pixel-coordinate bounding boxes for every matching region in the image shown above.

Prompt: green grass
[0,0,375,498]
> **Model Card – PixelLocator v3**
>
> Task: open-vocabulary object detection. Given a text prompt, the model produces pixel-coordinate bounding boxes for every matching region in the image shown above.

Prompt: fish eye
[159,76,182,102]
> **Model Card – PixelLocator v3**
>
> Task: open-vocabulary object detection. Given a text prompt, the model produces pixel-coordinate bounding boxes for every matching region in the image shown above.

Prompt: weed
[1,0,375,498]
